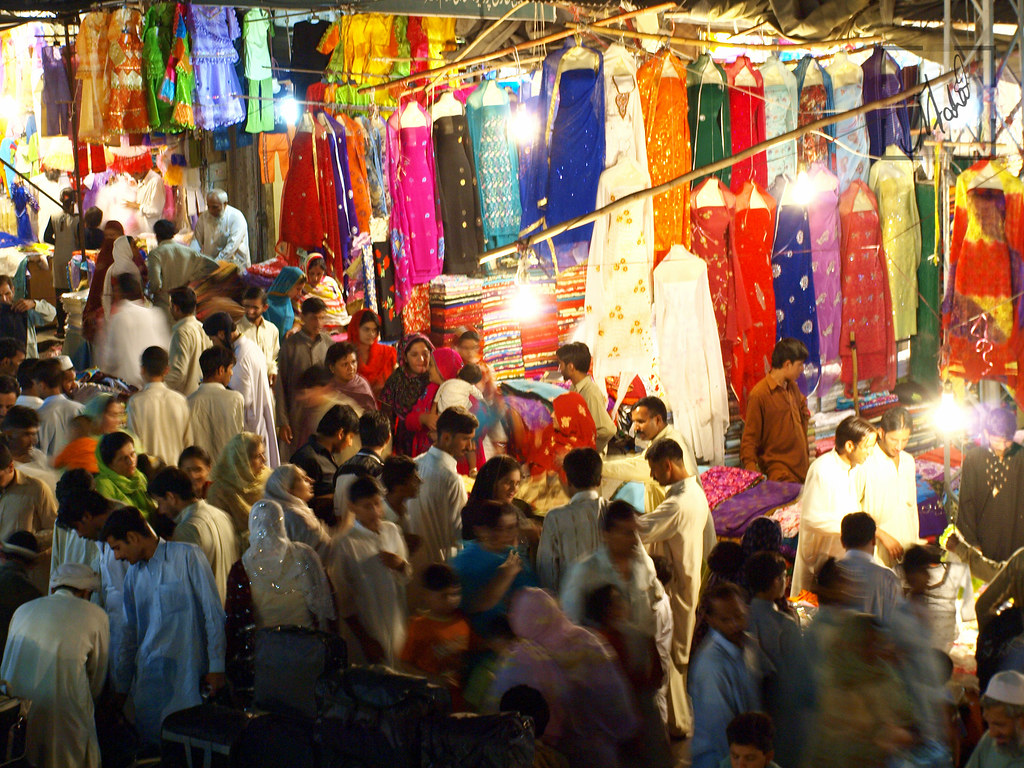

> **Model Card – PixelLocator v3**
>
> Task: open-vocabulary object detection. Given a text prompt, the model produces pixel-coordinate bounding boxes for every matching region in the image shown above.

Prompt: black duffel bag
[315,666,451,768]
[254,625,347,719]
[420,712,535,768]
[161,704,267,768]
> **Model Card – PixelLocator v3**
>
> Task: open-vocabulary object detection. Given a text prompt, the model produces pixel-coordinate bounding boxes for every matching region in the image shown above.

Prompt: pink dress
[806,165,842,393]
[386,103,444,307]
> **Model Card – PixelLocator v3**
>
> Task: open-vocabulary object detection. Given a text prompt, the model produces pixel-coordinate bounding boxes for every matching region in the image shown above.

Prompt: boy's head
[562,447,602,492]
[703,582,748,647]
[100,506,155,563]
[300,297,327,336]
[140,346,169,382]
[382,455,420,499]
[770,338,809,381]
[31,358,64,398]
[37,339,62,359]
[422,563,462,617]
[316,404,359,453]
[358,410,392,451]
[0,338,25,376]
[2,405,39,459]
[499,685,550,740]
[744,551,788,600]
[840,512,876,552]
[83,206,103,229]
[902,544,942,595]
[199,346,235,385]
[169,286,198,320]
[455,328,481,365]
[727,712,775,768]
[457,364,483,387]
[981,671,1024,752]
[153,219,176,243]
[348,474,384,532]
[296,364,333,406]
[16,359,40,397]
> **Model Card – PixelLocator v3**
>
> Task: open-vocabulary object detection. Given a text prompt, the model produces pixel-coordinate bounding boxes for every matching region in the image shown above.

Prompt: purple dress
[862,47,912,158]
[41,45,71,136]
[188,6,245,129]
[806,165,842,394]
[386,104,444,306]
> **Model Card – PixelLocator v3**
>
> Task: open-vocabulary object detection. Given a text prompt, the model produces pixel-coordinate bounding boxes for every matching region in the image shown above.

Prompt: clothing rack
[581,24,887,51]
[480,67,959,265]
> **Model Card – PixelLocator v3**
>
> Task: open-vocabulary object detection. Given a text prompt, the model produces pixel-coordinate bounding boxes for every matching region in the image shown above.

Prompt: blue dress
[451,541,538,637]
[770,176,820,395]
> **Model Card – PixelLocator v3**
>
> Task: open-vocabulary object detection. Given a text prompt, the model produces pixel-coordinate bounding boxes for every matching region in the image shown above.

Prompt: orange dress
[107,9,150,134]
[76,12,110,141]
[637,53,691,264]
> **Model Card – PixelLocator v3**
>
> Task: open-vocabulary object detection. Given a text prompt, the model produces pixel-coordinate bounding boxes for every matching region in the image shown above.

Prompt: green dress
[911,182,941,390]
[142,3,175,132]
[687,54,731,187]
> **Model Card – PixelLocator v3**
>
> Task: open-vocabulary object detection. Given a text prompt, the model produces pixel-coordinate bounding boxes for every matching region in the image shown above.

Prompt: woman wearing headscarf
[83,221,125,341]
[101,235,144,320]
[225,499,335,697]
[347,308,396,397]
[52,394,124,473]
[379,333,441,456]
[301,254,347,333]
[264,266,305,341]
[263,464,331,558]
[207,432,271,534]
[488,588,639,768]
[94,431,156,517]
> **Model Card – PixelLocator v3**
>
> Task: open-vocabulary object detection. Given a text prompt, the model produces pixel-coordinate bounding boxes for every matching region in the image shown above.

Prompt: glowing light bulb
[934,390,965,435]
[509,107,537,147]
[513,283,539,320]
[280,97,300,127]
[792,170,814,205]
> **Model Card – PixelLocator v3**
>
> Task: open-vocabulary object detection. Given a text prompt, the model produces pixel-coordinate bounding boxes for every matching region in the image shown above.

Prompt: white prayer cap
[58,355,74,372]
[984,671,1024,706]
[49,563,101,593]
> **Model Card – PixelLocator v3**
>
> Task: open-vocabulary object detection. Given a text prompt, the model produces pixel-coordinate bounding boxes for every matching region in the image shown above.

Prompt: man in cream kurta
[238,291,280,383]
[644,438,714,737]
[187,380,244,463]
[128,375,192,466]
[408,445,467,566]
[166,294,211,396]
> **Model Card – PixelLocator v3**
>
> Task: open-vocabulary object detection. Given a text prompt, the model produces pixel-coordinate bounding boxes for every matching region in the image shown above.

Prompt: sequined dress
[794,56,834,170]
[76,12,110,141]
[433,114,484,275]
[466,86,521,250]
[806,165,842,393]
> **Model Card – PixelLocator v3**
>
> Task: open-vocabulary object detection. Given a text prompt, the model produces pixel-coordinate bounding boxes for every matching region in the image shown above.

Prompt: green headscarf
[94,431,155,516]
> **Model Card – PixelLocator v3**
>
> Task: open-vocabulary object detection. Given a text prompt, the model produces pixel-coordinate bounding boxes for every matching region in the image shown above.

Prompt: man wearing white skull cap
[969,670,1024,767]
[0,562,109,768]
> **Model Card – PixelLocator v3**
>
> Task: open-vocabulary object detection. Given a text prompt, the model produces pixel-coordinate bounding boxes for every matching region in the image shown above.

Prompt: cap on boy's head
[985,671,1024,707]
[49,562,101,592]
[986,408,1017,441]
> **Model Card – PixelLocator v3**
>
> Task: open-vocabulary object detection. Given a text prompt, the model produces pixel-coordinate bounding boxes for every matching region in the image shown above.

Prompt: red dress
[277,132,326,262]
[724,57,767,193]
[731,182,777,410]
[798,83,830,168]
[838,181,897,394]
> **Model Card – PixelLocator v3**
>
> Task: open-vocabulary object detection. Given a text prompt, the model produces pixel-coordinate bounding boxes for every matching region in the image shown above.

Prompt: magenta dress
[188,5,246,129]
[806,164,842,394]
[386,104,444,307]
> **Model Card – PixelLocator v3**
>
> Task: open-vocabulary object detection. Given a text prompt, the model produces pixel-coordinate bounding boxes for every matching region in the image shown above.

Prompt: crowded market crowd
[1,208,1024,768]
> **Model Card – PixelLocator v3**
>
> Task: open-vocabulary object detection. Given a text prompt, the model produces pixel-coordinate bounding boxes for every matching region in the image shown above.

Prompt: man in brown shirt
[740,338,811,482]
[0,441,57,591]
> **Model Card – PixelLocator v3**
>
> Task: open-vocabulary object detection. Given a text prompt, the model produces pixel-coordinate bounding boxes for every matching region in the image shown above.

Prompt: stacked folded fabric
[481,277,524,380]
[519,278,558,380]
[428,275,484,348]
[555,264,587,344]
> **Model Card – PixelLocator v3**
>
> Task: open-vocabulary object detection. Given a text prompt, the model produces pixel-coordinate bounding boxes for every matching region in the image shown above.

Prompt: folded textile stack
[835,391,900,418]
[555,264,587,344]
[700,465,764,510]
[481,277,524,381]
[428,275,484,349]
[519,279,558,380]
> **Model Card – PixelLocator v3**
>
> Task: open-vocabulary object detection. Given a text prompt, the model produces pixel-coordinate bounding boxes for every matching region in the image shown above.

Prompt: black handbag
[420,713,535,768]
[253,625,347,719]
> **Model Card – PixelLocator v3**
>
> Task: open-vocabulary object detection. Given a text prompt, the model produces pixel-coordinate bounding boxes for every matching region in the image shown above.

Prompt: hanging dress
[770,175,820,395]
[687,54,731,187]
[942,160,1024,389]
[862,47,912,159]
[724,56,767,193]
[466,83,521,251]
[141,3,175,132]
[794,56,834,170]
[106,9,150,135]
[637,52,691,257]
[806,164,843,394]
[40,45,71,137]
[188,5,246,130]
[758,56,798,185]
[76,12,110,141]
[869,146,921,339]
[432,112,485,276]
[602,44,648,169]
[731,181,778,410]
[838,181,897,395]
[827,52,870,189]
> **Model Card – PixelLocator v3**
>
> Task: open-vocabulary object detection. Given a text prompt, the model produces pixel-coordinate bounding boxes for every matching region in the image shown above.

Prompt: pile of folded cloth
[519,278,558,380]
[555,264,586,344]
[701,465,803,539]
[428,275,484,349]
[482,277,524,380]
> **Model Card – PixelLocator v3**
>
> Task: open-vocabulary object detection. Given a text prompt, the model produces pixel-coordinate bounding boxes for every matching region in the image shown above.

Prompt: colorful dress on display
[40,45,71,136]
[724,56,767,192]
[806,165,843,394]
[869,146,921,339]
[386,102,445,304]
[759,56,798,184]
[242,9,274,134]
[827,52,870,189]
[583,156,656,392]
[731,181,777,410]
[76,12,110,141]
[314,113,360,279]
[340,115,372,235]
[161,3,197,131]
[141,3,175,131]
[520,43,605,271]
[770,175,820,395]
[602,44,647,169]
[278,131,326,261]
[188,5,245,129]
[862,47,912,159]
[466,82,521,250]
[942,160,1024,390]
[654,245,729,465]
[794,56,834,170]
[911,183,941,388]
[432,112,485,275]
[687,54,731,187]
[691,178,749,379]
[838,182,896,395]
[637,52,691,256]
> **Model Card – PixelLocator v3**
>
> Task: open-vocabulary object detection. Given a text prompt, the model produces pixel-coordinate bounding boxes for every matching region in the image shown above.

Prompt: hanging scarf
[207,432,272,533]
[94,433,155,515]
[526,392,597,478]
[347,308,396,391]
[264,266,306,342]
[379,333,434,418]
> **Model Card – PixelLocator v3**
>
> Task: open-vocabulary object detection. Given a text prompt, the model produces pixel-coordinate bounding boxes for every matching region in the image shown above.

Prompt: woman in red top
[347,308,397,398]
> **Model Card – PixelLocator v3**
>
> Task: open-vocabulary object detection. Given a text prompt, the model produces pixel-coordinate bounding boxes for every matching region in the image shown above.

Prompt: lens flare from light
[280,97,300,127]
[934,390,966,435]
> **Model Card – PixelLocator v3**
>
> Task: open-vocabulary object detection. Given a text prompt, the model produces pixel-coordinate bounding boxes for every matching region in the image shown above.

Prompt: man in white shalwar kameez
[33,358,83,457]
[644,438,715,738]
[127,347,192,466]
[328,475,410,665]
[187,346,245,462]
[602,395,699,513]
[96,274,171,391]
[150,467,239,605]
[854,407,919,568]
[204,311,280,468]
[103,506,226,746]
[1,563,109,768]
[193,189,250,269]
[165,287,212,396]
[791,415,877,597]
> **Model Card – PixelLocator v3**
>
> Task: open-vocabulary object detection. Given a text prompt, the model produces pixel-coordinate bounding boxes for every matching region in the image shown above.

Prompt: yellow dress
[76,12,110,141]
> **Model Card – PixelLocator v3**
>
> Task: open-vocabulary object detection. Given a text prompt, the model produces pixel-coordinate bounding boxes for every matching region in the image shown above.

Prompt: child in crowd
[499,685,569,768]
[650,555,674,726]
[52,414,99,473]
[178,445,213,500]
[302,254,348,333]
[433,364,488,476]
[400,564,471,707]
[724,712,781,768]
